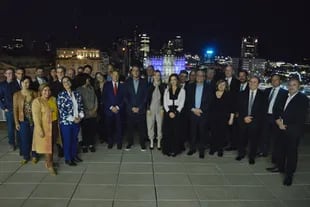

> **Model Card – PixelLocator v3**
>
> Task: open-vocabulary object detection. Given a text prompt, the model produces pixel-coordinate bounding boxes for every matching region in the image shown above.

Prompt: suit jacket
[275,92,309,137]
[186,82,213,117]
[124,78,147,115]
[0,80,19,111]
[103,81,125,116]
[227,77,240,93]
[50,80,64,98]
[31,77,48,91]
[264,87,287,115]
[146,83,166,110]
[238,89,265,125]
[13,90,37,125]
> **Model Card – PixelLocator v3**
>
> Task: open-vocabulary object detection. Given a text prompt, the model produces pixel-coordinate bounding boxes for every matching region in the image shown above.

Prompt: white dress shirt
[284,92,298,111]
[267,86,280,114]
[226,77,232,87]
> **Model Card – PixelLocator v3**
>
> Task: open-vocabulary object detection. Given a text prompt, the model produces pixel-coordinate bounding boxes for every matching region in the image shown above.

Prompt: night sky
[0,0,309,62]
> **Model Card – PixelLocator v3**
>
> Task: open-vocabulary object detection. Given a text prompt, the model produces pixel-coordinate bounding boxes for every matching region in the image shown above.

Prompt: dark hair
[83,65,92,72]
[5,68,15,73]
[36,67,44,71]
[56,66,66,74]
[179,70,188,75]
[216,79,228,91]
[131,64,140,70]
[61,76,72,84]
[168,73,180,88]
[238,70,249,77]
[77,73,92,86]
[147,65,155,70]
[15,67,25,73]
[20,76,32,83]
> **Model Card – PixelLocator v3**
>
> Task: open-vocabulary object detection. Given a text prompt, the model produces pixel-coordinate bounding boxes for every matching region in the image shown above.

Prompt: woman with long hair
[162,74,186,156]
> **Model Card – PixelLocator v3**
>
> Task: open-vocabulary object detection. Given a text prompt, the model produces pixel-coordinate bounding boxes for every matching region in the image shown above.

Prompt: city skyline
[0,0,309,62]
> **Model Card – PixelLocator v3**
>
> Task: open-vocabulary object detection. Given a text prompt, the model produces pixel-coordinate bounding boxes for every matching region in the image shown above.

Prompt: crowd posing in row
[0,64,309,186]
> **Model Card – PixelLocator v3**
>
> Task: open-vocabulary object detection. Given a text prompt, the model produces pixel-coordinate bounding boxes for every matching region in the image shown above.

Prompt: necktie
[268,88,275,103]
[240,84,243,91]
[248,91,254,115]
[113,82,118,96]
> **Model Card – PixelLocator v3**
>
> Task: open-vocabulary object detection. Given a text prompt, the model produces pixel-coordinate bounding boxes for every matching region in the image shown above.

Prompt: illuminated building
[241,36,258,58]
[144,55,186,81]
[56,48,103,76]
[139,34,150,59]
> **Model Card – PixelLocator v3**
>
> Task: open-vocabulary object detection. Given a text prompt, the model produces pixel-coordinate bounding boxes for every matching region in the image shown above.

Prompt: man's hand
[74,117,81,124]
[244,116,253,124]
[192,108,202,117]
[276,119,287,130]
[132,107,139,113]
[169,112,175,119]
[16,124,20,131]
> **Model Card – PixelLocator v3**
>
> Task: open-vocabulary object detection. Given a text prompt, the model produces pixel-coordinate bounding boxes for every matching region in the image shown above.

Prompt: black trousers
[126,114,147,146]
[226,117,239,148]
[277,129,301,175]
[105,113,122,145]
[238,121,260,160]
[259,114,277,155]
[81,118,97,146]
[189,114,207,152]
[210,118,228,152]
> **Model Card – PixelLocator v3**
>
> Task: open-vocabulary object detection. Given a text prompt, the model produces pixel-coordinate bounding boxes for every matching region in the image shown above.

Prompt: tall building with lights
[241,36,258,58]
[56,48,103,76]
[139,34,150,59]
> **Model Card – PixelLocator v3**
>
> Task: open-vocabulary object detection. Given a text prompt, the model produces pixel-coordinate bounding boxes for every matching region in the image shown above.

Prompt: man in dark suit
[124,65,148,151]
[238,70,249,92]
[225,65,241,151]
[258,74,287,157]
[236,76,265,164]
[32,67,48,91]
[103,70,125,149]
[267,78,309,186]
[145,65,155,87]
[186,70,213,158]
[50,66,65,97]
[225,65,240,93]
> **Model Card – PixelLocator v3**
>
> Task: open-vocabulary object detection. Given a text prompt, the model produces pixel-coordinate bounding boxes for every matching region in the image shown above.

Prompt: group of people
[0,64,308,186]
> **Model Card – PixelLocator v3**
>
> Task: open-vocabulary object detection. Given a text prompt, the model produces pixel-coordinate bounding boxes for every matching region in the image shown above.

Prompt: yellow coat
[32,97,57,154]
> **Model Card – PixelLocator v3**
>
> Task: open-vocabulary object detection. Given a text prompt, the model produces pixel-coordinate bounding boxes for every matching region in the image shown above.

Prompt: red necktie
[113,82,118,96]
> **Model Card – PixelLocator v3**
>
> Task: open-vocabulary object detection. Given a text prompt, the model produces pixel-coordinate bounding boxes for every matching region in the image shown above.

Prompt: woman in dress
[162,74,186,156]
[94,72,106,143]
[209,79,234,157]
[57,76,84,166]
[32,83,57,175]
[13,76,38,164]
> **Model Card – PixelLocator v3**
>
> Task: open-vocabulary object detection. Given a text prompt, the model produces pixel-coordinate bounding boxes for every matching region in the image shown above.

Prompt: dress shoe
[108,144,113,149]
[74,156,83,162]
[65,160,77,166]
[117,143,122,150]
[199,152,205,159]
[141,146,147,152]
[89,146,96,152]
[249,158,255,165]
[187,150,196,156]
[171,152,177,157]
[125,144,132,151]
[217,151,223,157]
[209,149,215,155]
[266,166,282,173]
[257,152,268,157]
[82,147,88,153]
[235,155,244,161]
[283,175,293,186]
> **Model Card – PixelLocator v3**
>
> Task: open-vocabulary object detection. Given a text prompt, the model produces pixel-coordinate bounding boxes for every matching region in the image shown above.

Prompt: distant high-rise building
[173,35,183,54]
[241,36,258,58]
[139,33,150,59]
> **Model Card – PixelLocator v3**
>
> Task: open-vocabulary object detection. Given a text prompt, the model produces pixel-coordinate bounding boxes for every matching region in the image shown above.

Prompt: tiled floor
[0,126,310,207]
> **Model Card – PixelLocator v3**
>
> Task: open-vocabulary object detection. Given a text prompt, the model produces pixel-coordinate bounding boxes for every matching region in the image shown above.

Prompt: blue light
[206,50,214,55]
